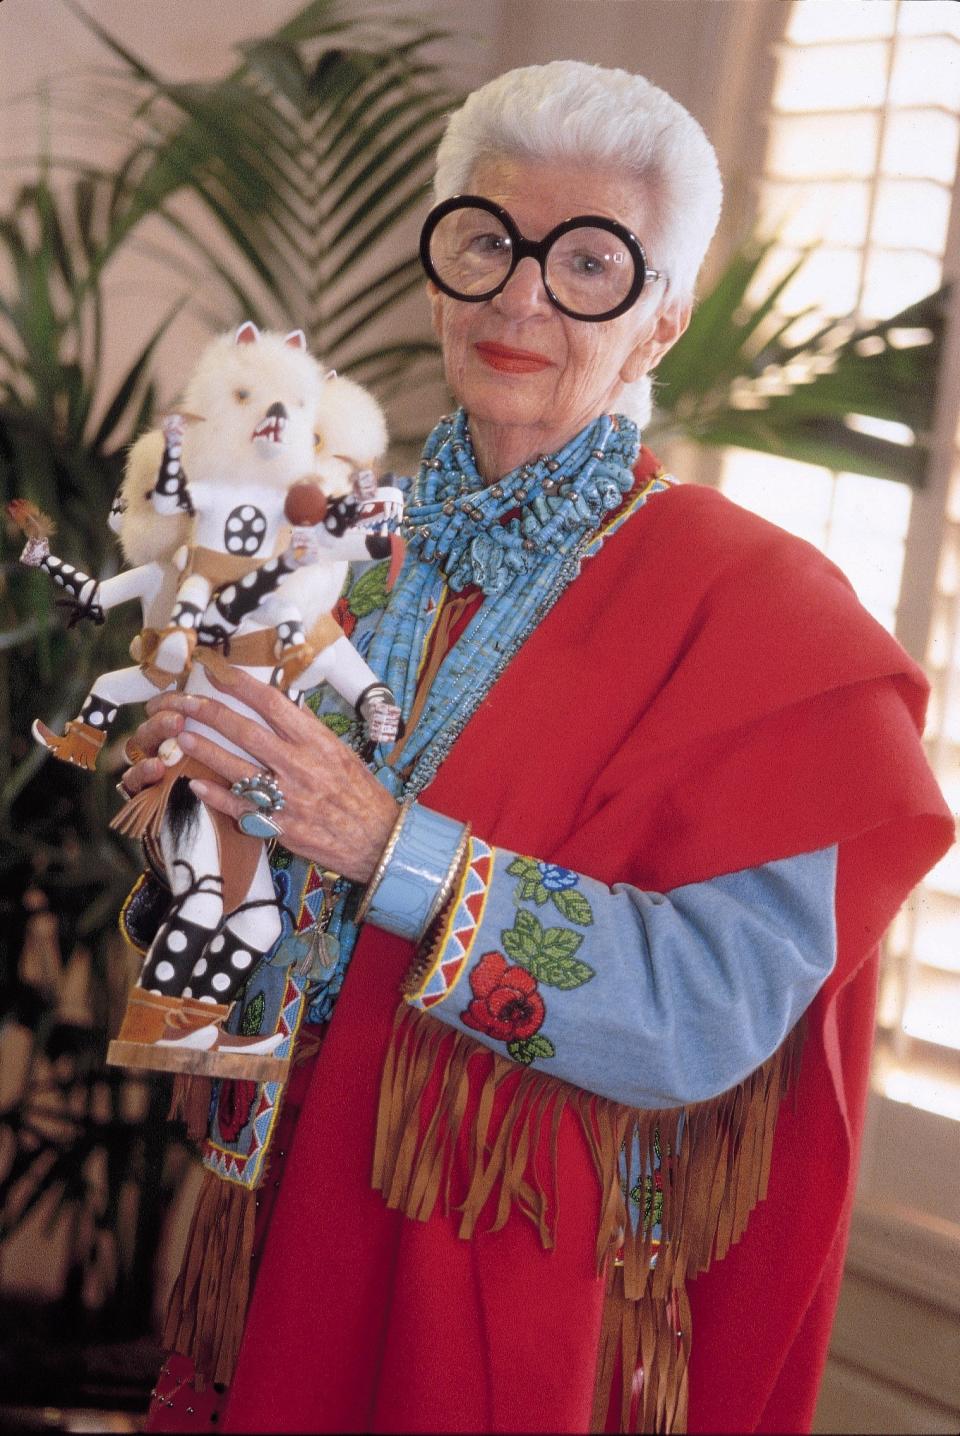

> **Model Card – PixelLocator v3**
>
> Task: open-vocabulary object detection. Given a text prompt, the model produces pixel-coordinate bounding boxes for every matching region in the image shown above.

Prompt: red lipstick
[475,342,552,374]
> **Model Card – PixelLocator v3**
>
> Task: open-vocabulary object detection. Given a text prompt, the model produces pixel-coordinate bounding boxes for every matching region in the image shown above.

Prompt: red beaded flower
[460,950,545,1041]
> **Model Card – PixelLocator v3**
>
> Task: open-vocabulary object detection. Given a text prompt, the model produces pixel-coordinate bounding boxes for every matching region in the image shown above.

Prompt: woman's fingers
[132,706,186,756]
[121,755,167,797]
[201,663,322,745]
[176,726,258,786]
[188,777,251,824]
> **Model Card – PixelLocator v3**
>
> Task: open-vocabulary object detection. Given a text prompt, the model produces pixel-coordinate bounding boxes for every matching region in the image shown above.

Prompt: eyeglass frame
[419,194,668,323]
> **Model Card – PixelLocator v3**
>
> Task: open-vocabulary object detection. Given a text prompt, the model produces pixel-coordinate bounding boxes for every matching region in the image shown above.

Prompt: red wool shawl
[223,475,952,1434]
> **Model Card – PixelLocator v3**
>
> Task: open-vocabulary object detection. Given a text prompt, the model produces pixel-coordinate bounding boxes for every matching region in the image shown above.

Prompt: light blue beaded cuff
[360,802,469,943]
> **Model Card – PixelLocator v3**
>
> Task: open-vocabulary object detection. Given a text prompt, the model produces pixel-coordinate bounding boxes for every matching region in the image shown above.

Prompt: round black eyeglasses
[419,195,667,323]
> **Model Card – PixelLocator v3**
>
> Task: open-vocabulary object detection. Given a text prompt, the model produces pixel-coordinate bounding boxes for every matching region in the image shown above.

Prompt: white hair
[433,60,723,306]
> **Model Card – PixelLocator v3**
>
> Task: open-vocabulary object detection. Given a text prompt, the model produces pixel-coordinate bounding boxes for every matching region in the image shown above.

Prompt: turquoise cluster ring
[232,769,285,839]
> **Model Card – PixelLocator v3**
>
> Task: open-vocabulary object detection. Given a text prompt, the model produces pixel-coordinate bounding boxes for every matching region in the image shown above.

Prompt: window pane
[860,247,942,320]
[774,42,890,113]
[760,180,870,246]
[871,178,952,251]
[720,451,833,546]
[787,0,895,43]
[902,966,960,1049]
[882,109,960,184]
[898,1,960,41]
[777,245,864,316]
[890,37,960,109]
[768,113,879,179]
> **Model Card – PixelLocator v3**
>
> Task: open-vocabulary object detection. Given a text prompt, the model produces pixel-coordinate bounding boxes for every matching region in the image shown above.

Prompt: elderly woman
[133,62,950,1436]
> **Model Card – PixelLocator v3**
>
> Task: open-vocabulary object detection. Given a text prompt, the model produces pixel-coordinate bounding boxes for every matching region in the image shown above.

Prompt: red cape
[222,475,952,1433]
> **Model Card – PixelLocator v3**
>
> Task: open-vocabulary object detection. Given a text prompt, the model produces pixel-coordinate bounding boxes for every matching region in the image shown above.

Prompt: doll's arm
[148,415,194,518]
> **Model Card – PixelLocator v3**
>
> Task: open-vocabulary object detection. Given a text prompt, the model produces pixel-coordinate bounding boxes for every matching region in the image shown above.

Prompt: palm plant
[649,237,946,488]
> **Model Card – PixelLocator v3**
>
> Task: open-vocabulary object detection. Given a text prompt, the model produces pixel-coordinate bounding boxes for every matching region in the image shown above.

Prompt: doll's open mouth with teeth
[251,402,288,448]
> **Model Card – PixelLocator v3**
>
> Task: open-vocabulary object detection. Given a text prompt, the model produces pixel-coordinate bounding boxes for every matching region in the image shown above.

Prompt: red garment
[212,476,949,1433]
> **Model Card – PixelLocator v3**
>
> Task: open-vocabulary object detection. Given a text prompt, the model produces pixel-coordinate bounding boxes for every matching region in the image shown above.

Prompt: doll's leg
[299,636,400,742]
[184,846,285,1057]
[114,793,234,1054]
[199,557,294,645]
[32,666,174,770]
[154,573,214,674]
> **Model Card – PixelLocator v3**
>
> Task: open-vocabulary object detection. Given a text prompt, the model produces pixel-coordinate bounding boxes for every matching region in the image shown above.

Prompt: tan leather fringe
[110,754,214,840]
[373,1004,806,1433]
[163,1168,256,1390]
[169,1074,214,1142]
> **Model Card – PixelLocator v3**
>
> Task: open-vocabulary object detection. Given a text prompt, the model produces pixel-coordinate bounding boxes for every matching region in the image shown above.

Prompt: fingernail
[179,731,196,751]
[189,780,206,798]
[180,695,201,713]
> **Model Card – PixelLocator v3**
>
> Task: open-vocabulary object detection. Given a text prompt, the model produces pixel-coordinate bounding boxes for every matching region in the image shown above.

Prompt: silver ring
[116,779,134,802]
[237,810,283,839]
[230,769,285,813]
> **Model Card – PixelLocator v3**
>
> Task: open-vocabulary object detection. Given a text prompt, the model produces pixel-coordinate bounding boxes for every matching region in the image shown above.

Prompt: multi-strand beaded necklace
[365,407,646,799]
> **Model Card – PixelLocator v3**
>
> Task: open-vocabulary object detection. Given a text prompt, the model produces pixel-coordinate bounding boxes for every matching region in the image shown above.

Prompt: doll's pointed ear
[284,329,308,351]
[235,322,260,345]
[323,368,337,381]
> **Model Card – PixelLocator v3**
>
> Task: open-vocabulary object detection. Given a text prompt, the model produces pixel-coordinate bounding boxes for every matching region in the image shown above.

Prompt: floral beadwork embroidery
[507,856,595,925]
[457,854,596,1065]
[216,1079,257,1144]
[460,951,555,1065]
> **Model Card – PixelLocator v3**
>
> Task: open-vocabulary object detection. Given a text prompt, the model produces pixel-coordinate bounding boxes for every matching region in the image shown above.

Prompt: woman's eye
[234,388,250,402]
[469,231,510,255]
[570,252,605,277]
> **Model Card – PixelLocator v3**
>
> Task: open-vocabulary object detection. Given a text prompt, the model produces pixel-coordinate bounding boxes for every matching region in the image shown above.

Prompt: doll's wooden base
[107,1039,288,1084]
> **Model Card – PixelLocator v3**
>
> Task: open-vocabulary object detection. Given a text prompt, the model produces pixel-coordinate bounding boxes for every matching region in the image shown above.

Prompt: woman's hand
[122,666,399,884]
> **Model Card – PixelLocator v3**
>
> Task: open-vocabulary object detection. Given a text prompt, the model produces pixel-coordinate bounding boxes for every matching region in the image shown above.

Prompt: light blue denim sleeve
[405,835,837,1108]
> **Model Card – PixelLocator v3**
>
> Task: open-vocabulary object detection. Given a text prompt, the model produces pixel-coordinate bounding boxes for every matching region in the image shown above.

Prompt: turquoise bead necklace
[366,408,644,798]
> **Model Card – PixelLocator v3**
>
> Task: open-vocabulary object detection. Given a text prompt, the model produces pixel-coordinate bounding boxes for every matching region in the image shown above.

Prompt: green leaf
[541,926,584,961]
[527,953,595,991]
[318,710,353,735]
[506,856,539,881]
[347,560,389,618]
[506,1034,556,1065]
[501,908,543,965]
[240,990,266,1036]
[551,887,594,926]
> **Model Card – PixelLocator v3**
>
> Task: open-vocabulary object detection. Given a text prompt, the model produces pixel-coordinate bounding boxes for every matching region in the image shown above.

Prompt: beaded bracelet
[355,799,470,944]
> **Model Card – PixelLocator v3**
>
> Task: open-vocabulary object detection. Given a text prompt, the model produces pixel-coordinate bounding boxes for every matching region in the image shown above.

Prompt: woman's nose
[492,256,552,318]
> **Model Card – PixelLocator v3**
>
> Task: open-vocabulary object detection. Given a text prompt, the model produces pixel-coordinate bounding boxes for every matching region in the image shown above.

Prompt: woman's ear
[620,300,692,383]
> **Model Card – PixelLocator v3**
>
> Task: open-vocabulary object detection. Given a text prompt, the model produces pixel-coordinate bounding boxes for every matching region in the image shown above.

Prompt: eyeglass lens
[426,205,639,318]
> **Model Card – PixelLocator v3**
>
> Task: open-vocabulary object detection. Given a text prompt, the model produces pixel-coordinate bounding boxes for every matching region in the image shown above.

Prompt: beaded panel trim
[404,837,494,1009]
[202,974,305,1189]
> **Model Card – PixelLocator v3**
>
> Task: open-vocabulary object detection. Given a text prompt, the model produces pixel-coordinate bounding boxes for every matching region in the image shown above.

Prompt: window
[720,0,960,1132]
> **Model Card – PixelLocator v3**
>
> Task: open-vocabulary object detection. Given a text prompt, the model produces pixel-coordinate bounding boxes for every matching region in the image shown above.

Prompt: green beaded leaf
[318,710,353,736]
[551,886,593,925]
[501,912,594,989]
[507,1034,556,1065]
[501,908,543,964]
[527,952,595,990]
[240,990,266,1036]
[348,561,390,618]
[507,857,539,879]
[506,856,550,905]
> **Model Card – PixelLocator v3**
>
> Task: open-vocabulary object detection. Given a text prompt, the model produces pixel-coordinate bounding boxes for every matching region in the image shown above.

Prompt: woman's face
[427,153,689,473]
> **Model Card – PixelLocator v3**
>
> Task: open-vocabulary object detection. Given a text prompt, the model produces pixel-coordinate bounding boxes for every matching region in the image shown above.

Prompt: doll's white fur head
[178,323,324,492]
